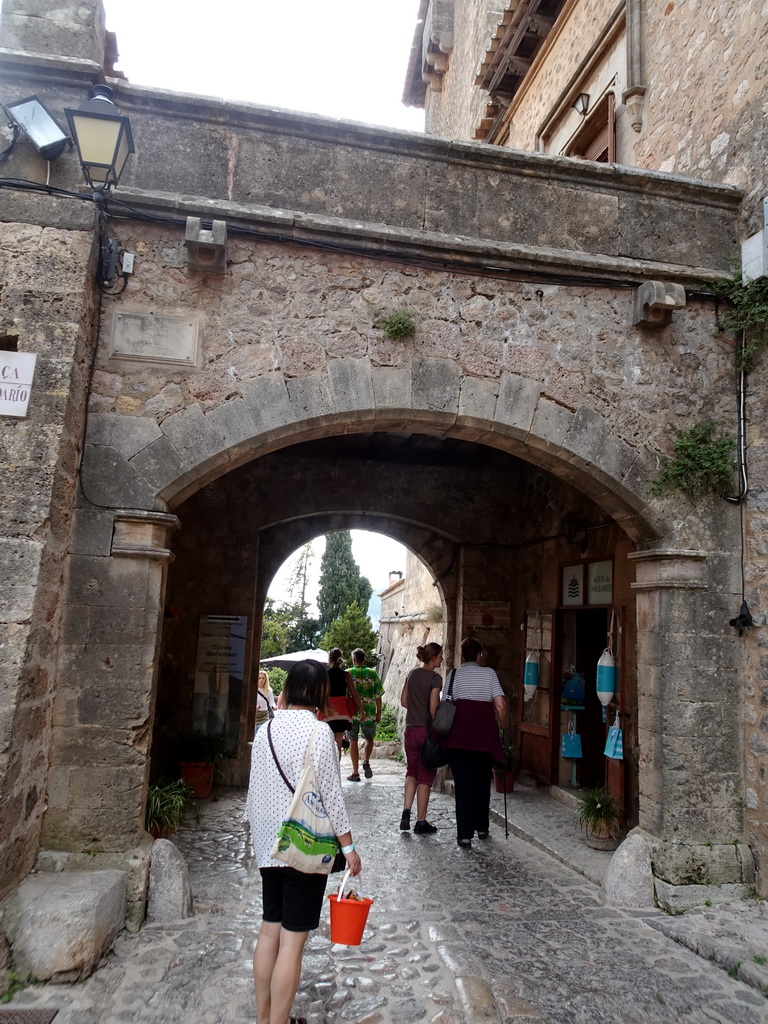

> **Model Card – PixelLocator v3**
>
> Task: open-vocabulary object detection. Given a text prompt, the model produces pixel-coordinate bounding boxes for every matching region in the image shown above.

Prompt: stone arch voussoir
[81,361,668,543]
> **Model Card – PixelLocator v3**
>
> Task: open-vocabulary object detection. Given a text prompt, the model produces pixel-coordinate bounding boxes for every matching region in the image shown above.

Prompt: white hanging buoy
[524,650,539,700]
[596,648,615,706]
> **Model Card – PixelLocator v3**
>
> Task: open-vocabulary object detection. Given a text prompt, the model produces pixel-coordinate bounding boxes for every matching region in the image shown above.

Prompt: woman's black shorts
[328,718,350,734]
[259,866,329,932]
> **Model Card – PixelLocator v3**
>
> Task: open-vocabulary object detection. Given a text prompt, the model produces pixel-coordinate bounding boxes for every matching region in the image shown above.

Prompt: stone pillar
[629,548,753,906]
[0,0,107,67]
[43,510,178,857]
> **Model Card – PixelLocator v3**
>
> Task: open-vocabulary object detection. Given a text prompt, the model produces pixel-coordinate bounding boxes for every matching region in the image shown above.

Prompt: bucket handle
[336,867,351,902]
[336,867,368,901]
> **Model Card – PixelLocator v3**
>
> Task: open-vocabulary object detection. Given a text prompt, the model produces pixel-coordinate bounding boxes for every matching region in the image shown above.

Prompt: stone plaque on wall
[110,311,199,366]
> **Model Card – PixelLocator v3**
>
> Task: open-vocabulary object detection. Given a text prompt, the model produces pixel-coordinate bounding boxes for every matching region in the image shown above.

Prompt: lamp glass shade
[65,106,134,187]
[5,95,69,160]
[572,93,590,115]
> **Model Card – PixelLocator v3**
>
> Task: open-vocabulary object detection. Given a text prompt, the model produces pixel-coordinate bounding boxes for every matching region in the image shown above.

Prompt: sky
[100,0,426,133]
[94,2,421,615]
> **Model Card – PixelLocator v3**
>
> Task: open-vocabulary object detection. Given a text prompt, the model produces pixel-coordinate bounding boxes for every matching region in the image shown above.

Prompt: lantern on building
[524,650,539,700]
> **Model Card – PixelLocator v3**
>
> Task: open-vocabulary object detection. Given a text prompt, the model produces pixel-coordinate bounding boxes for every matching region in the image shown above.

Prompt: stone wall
[80,229,735,459]
[0,221,98,898]
[505,0,627,153]
[423,0,507,141]
[634,0,768,229]
[378,552,445,710]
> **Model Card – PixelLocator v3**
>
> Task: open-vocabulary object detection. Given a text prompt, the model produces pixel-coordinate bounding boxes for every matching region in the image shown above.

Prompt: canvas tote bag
[268,721,341,874]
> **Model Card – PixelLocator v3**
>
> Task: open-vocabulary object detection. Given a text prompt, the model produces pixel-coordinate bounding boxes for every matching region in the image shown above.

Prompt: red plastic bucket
[328,891,373,945]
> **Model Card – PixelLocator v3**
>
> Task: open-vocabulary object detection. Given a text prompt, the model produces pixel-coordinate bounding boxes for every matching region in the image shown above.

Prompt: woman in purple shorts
[399,643,443,835]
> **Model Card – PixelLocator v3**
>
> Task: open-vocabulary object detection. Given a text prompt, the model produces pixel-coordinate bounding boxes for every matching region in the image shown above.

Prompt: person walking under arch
[346,648,383,781]
[443,637,507,848]
[245,659,361,1024]
[399,642,443,834]
[320,648,363,757]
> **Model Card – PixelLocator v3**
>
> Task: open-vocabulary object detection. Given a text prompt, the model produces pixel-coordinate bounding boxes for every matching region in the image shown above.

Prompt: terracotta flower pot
[493,768,515,793]
[584,823,619,851]
[179,761,214,799]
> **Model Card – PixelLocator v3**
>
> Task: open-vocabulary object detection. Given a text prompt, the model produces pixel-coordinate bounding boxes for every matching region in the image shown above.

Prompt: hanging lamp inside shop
[596,610,616,706]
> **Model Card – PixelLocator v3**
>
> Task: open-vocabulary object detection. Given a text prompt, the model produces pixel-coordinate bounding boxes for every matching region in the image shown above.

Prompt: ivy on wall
[652,421,735,500]
[713,273,768,373]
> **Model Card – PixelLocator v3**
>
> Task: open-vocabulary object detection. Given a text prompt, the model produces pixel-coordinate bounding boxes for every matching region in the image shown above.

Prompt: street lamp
[65,84,134,189]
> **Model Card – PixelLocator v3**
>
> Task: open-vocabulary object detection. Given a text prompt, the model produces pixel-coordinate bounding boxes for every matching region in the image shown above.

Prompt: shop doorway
[556,608,613,790]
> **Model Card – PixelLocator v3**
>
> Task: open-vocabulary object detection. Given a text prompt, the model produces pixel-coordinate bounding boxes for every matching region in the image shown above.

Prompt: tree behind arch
[317,531,372,633]
[321,602,378,665]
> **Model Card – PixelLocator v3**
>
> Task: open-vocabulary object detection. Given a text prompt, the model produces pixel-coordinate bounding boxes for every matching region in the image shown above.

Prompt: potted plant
[145,778,196,839]
[576,785,622,850]
[178,731,233,799]
[493,738,517,793]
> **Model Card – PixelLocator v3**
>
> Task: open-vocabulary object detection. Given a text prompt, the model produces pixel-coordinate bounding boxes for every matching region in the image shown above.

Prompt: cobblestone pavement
[6,759,768,1024]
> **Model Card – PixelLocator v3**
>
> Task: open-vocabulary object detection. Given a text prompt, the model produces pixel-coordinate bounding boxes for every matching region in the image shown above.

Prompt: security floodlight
[4,95,70,160]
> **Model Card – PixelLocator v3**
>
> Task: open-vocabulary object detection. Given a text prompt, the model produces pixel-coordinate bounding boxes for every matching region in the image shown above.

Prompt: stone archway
[44,378,747,912]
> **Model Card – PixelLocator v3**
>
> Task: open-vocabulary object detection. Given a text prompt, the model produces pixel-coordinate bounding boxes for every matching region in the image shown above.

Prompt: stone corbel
[111,510,180,561]
[422,70,444,92]
[185,217,227,274]
[633,280,686,328]
[622,86,646,133]
[628,549,707,591]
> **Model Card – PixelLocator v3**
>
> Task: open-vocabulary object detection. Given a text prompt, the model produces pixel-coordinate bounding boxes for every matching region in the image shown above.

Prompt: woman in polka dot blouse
[245,659,361,1024]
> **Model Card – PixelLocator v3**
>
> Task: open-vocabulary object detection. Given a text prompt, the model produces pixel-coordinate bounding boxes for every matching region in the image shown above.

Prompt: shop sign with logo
[561,565,584,605]
[561,560,613,605]
[0,352,37,418]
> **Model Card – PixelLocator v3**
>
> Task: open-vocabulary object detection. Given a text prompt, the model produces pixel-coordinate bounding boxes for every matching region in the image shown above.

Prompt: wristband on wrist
[341,842,355,854]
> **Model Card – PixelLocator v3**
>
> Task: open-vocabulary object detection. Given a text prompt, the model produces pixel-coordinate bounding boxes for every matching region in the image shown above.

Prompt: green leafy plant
[265,666,287,697]
[754,955,767,965]
[576,786,622,839]
[652,421,735,499]
[727,962,742,979]
[712,273,768,373]
[375,702,402,743]
[0,972,39,1003]
[373,309,416,340]
[145,778,197,837]
[494,735,518,773]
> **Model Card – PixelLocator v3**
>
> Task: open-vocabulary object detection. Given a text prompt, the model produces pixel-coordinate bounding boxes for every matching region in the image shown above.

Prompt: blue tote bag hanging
[561,721,582,758]
[604,712,624,760]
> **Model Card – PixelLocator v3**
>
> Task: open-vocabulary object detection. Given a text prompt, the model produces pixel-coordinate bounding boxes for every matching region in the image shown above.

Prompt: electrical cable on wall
[727,327,753,636]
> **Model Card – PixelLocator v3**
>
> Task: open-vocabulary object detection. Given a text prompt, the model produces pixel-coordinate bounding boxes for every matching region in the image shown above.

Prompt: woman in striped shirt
[442,637,507,848]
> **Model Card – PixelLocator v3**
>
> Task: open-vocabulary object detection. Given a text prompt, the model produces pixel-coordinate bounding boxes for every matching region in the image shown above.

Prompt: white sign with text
[0,352,37,418]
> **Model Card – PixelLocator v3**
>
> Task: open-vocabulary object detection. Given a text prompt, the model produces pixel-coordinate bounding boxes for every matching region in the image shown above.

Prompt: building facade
[0,0,765,960]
